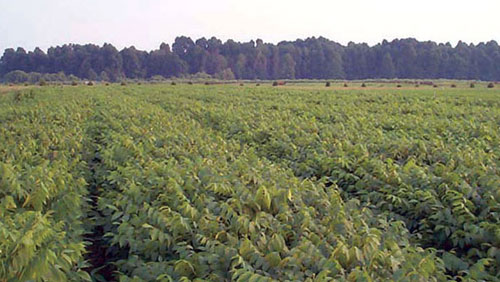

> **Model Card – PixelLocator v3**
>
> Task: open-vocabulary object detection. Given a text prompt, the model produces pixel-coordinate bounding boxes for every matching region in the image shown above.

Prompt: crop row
[88,88,448,281]
[0,88,95,281]
[136,85,499,280]
[1,85,499,281]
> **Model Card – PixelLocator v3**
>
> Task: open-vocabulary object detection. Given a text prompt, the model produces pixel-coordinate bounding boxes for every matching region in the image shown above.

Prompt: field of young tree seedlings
[1,83,499,281]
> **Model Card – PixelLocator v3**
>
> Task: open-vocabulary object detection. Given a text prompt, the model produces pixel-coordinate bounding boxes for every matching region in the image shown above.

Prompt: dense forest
[1,36,499,82]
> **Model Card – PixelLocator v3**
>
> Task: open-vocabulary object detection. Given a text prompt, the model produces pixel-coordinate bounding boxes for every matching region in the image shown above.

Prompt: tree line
[1,36,499,82]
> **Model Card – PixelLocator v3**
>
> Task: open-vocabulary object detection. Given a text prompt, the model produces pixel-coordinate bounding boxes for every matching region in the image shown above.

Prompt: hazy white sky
[1,0,499,52]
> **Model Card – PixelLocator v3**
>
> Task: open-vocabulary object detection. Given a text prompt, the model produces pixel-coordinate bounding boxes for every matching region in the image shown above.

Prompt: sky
[1,0,499,52]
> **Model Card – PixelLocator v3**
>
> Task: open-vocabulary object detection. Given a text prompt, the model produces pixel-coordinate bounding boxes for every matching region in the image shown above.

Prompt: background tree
[380,53,396,78]
[1,37,499,81]
[4,70,29,83]
[99,71,110,82]
[279,54,296,79]
[216,68,235,80]
[120,46,146,79]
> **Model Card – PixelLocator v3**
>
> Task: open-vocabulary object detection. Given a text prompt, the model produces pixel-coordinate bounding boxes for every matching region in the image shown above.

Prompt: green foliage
[4,70,29,83]
[1,84,499,281]
[216,68,235,80]
[13,90,35,102]
[0,89,93,281]
[2,37,500,81]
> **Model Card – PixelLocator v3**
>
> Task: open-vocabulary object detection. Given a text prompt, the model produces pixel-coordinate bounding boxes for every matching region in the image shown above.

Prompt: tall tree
[2,37,500,81]
[279,53,296,79]
[121,46,145,79]
[380,53,396,78]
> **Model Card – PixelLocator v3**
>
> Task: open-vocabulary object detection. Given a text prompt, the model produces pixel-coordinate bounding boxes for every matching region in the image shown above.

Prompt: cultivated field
[1,84,499,281]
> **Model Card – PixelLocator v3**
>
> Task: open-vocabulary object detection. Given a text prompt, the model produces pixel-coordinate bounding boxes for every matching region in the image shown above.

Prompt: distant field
[1,84,499,281]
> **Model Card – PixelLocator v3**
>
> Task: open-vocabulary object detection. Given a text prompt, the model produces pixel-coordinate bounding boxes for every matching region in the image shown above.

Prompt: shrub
[451,84,456,88]
[344,83,348,87]
[151,75,166,81]
[470,83,475,88]
[105,83,110,86]
[137,82,142,85]
[205,82,210,85]
[68,75,79,82]
[39,79,47,86]
[171,82,177,85]
[188,81,193,85]
[487,82,494,88]
[415,84,419,87]
[121,81,127,86]
[87,81,94,86]
[361,83,366,87]
[24,83,29,86]
[4,70,29,84]
[240,83,244,86]
[272,81,279,86]
[216,68,235,80]
[256,83,260,86]
[326,82,331,87]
